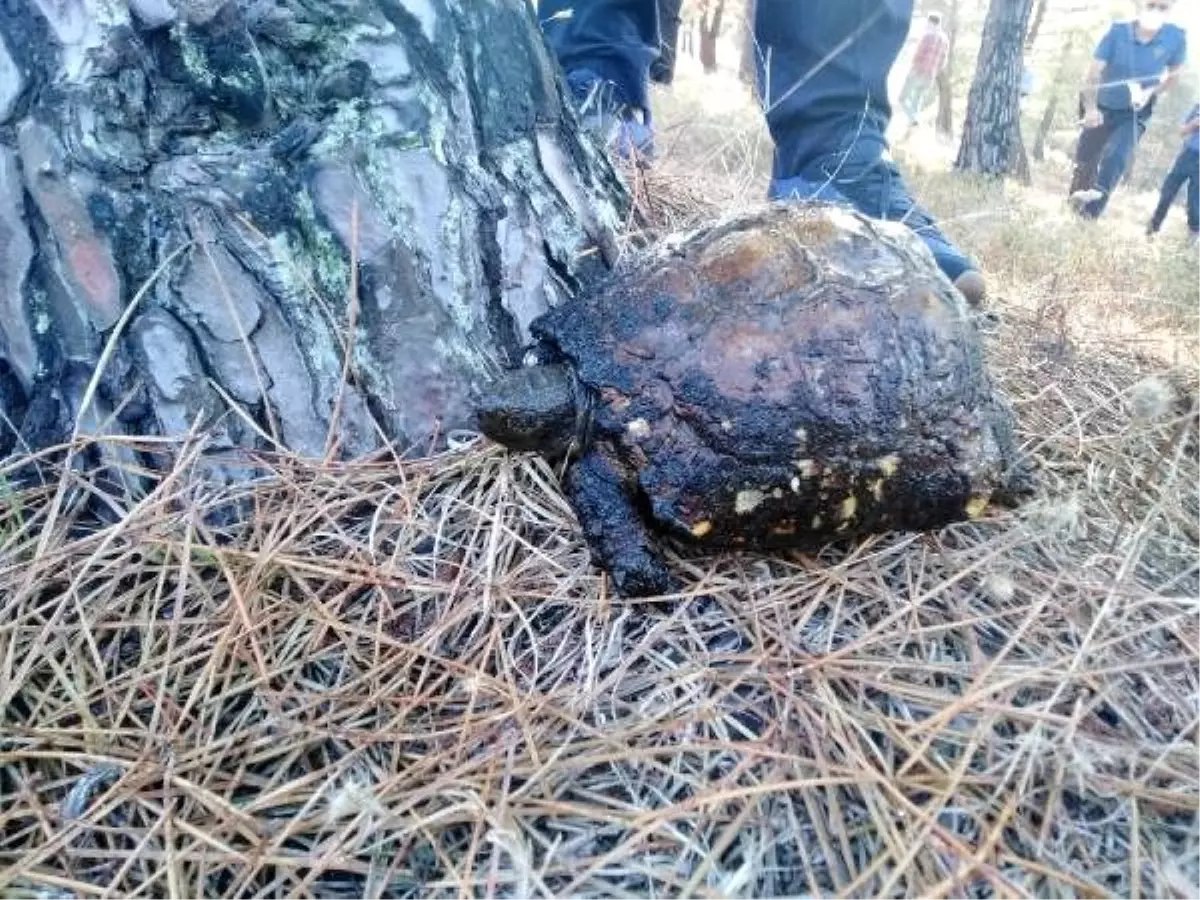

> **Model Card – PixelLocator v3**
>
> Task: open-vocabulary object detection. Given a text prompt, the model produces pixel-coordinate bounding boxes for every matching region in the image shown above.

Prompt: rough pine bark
[0,0,625,467]
[955,0,1036,179]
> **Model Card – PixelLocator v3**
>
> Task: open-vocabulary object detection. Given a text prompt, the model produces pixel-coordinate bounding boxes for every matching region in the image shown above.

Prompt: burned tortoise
[477,203,1030,597]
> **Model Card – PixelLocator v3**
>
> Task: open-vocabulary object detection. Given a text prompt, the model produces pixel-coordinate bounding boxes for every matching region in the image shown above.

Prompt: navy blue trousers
[1070,107,1152,218]
[1149,146,1200,235]
[537,0,976,280]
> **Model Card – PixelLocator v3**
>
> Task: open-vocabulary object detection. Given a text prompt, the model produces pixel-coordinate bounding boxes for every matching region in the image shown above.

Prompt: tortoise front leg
[563,443,677,598]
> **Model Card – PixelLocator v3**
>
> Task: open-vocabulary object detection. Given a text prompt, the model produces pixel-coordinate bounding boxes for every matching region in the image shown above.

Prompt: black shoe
[565,69,656,160]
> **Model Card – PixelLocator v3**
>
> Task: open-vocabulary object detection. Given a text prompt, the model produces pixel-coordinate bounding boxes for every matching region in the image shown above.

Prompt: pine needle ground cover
[2,73,1198,900]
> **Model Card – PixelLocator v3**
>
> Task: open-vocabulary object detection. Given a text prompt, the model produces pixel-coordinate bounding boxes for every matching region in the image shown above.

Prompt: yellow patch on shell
[811,514,823,529]
[735,489,765,514]
[795,459,819,479]
[691,520,713,538]
[790,477,801,493]
[876,454,900,477]
[840,495,858,521]
[869,479,884,502]
[626,418,651,439]
[966,494,992,520]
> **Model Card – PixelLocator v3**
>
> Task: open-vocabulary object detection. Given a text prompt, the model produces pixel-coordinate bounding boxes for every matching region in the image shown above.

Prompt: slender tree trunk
[0,0,625,464]
[1024,0,1049,49]
[1032,34,1079,162]
[699,0,725,74]
[935,0,960,138]
[955,0,1037,180]
[651,0,686,84]
[1031,91,1060,161]
[1010,0,1050,175]
[738,10,757,89]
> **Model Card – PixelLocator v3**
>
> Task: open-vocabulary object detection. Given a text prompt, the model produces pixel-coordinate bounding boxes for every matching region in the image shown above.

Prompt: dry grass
[2,69,1199,899]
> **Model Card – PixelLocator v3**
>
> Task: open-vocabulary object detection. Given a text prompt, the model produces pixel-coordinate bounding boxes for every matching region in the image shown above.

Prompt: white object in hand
[1128,82,1151,110]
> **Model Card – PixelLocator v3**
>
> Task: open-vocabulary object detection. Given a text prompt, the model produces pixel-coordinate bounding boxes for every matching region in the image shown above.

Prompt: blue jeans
[1148,146,1200,235]
[538,0,976,281]
[538,0,659,110]
[769,142,973,281]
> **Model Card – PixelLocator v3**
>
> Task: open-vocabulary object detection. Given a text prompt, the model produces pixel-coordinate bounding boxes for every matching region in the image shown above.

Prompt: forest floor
[2,68,1198,898]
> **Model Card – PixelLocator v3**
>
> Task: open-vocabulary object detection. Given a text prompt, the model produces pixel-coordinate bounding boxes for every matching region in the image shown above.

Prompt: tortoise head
[476,364,591,456]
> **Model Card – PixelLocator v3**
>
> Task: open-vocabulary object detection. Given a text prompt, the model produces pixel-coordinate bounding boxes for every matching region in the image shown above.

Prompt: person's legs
[1081,112,1145,218]
[897,73,918,122]
[1185,150,1200,236]
[898,72,928,124]
[1147,147,1192,234]
[911,75,933,120]
[755,0,983,301]
[539,0,659,110]
[539,0,659,155]
[1068,121,1113,196]
[771,146,975,282]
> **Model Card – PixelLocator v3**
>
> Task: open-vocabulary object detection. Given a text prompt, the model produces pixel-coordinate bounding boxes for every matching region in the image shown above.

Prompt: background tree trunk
[698,0,725,74]
[680,14,695,58]
[651,0,686,84]
[1024,0,1048,49]
[0,0,625,464]
[955,0,1036,179]
[1007,0,1050,179]
[935,0,960,138]
[738,13,757,90]
[1031,90,1060,161]
[1031,32,1079,162]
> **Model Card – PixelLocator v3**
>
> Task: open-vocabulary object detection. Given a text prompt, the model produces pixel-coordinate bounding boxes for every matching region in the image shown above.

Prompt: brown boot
[954,270,987,308]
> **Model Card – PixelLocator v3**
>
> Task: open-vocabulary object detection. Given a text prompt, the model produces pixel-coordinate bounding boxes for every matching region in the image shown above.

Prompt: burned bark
[955,0,1036,180]
[0,0,625,464]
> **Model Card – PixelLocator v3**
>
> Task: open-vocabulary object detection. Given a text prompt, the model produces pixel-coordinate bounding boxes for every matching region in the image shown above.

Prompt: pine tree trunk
[0,0,625,464]
[651,0,685,84]
[955,0,1036,178]
[935,0,960,138]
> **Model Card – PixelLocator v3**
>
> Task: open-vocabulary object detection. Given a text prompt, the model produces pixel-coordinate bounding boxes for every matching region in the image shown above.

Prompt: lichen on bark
[0,0,626,467]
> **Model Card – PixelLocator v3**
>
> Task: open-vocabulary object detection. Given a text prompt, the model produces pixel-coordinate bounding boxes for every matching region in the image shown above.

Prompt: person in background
[898,13,951,128]
[537,1,988,306]
[1068,0,1187,219]
[1146,103,1199,240]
